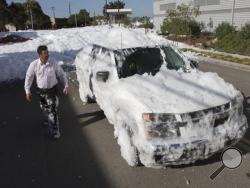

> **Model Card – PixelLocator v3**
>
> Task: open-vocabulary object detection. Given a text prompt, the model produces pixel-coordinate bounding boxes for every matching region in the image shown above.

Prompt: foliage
[239,23,250,39]
[68,9,91,27]
[0,0,10,31]
[23,0,51,29]
[103,0,125,16]
[215,22,235,40]
[213,33,250,55]
[161,4,201,36]
[8,2,28,30]
[137,16,153,29]
[120,17,131,27]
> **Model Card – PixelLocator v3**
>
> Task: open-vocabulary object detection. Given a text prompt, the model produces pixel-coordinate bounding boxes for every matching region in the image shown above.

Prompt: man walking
[24,45,69,139]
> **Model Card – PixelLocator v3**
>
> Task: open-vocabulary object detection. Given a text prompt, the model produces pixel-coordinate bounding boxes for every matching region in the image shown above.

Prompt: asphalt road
[0,62,250,188]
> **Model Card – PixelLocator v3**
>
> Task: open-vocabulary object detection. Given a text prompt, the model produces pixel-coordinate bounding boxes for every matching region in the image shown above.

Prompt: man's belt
[37,85,58,95]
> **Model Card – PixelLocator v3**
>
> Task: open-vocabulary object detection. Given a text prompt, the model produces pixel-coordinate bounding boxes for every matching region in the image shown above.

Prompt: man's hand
[63,86,69,95]
[26,93,32,102]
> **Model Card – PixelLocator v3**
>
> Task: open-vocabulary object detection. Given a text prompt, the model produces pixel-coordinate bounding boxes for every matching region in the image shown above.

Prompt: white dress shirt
[24,59,68,94]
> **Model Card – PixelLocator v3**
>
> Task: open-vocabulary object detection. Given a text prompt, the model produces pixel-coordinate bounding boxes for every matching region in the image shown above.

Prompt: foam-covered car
[75,28,247,167]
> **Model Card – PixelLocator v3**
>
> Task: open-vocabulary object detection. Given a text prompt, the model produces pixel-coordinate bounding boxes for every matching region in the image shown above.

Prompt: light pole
[105,0,108,14]
[231,0,236,27]
[27,3,34,30]
[51,6,56,29]
[74,14,78,27]
[69,2,71,17]
[51,6,56,19]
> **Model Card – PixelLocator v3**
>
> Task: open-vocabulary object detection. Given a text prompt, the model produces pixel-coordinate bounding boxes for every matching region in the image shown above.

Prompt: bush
[189,20,201,37]
[213,33,250,55]
[239,23,250,39]
[161,18,190,35]
[215,22,235,40]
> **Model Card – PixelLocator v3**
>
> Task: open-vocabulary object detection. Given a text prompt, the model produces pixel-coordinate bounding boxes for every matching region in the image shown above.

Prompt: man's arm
[55,63,69,95]
[24,62,35,101]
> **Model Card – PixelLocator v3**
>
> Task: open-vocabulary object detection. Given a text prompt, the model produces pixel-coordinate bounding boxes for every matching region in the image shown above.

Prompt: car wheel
[87,95,96,103]
[135,148,143,167]
[118,124,142,167]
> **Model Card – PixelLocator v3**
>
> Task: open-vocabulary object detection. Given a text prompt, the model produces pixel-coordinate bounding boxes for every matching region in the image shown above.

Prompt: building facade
[153,0,250,32]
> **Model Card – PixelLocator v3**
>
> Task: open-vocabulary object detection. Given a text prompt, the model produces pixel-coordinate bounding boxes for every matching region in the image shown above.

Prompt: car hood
[103,68,239,114]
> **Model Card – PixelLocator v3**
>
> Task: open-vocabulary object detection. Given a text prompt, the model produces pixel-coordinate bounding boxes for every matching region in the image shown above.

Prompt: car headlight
[147,124,179,139]
[142,113,154,122]
[142,113,176,123]
[142,113,182,139]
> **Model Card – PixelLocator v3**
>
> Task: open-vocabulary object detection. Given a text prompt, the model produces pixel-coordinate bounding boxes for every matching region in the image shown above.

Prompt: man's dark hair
[37,45,48,54]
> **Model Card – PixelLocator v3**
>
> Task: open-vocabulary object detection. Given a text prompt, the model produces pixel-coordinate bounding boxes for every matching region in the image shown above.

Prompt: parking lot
[0,61,250,188]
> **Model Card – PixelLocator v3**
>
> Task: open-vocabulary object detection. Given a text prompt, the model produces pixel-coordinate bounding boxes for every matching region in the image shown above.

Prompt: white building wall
[153,0,250,32]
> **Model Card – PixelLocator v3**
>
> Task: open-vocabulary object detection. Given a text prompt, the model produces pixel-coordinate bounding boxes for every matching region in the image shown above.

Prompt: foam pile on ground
[0,25,168,82]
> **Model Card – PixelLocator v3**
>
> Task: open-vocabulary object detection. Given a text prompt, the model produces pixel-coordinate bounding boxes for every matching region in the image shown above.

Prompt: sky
[6,0,153,18]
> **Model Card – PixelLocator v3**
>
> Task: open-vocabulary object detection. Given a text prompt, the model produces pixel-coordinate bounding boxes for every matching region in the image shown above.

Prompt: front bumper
[140,101,248,166]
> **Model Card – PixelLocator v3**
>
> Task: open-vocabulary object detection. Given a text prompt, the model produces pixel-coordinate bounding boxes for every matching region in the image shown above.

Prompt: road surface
[0,62,250,188]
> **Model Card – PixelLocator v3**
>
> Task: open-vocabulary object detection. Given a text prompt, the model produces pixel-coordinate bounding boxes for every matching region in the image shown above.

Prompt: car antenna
[121,31,123,49]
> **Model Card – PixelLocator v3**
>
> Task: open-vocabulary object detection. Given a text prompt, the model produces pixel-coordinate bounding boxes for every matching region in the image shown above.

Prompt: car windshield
[116,46,186,78]
[162,47,186,70]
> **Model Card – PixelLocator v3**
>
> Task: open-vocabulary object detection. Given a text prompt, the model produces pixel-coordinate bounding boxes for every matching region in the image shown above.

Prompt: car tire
[135,148,143,167]
[87,95,96,103]
[122,125,143,167]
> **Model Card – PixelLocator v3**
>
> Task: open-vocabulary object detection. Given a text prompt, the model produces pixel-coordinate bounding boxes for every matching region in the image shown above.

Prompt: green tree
[24,0,51,29]
[0,0,10,31]
[8,2,28,30]
[239,23,250,39]
[215,22,235,40]
[137,16,153,29]
[161,4,201,36]
[68,9,91,27]
[91,15,107,26]
[55,18,69,28]
[120,16,131,27]
[103,0,125,16]
[77,9,91,26]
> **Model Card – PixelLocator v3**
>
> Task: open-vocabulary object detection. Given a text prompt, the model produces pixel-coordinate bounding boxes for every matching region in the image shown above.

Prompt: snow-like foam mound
[0,25,168,82]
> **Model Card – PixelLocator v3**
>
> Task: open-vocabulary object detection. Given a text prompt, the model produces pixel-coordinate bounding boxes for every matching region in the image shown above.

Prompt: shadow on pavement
[0,80,111,188]
[76,111,105,127]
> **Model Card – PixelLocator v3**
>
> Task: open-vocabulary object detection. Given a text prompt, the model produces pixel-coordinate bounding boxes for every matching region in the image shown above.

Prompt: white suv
[75,43,247,167]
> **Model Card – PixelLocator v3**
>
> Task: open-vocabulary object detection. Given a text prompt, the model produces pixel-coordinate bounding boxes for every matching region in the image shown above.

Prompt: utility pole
[74,14,78,27]
[69,2,71,17]
[51,6,56,18]
[84,13,86,26]
[30,8,34,30]
[27,3,34,30]
[231,0,236,27]
[105,0,108,14]
[51,6,56,29]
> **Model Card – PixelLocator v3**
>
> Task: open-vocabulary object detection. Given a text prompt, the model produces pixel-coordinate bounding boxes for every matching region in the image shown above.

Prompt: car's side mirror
[190,59,199,68]
[96,71,109,82]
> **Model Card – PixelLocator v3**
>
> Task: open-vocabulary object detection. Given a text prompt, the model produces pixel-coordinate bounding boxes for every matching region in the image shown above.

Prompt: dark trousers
[38,85,59,132]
